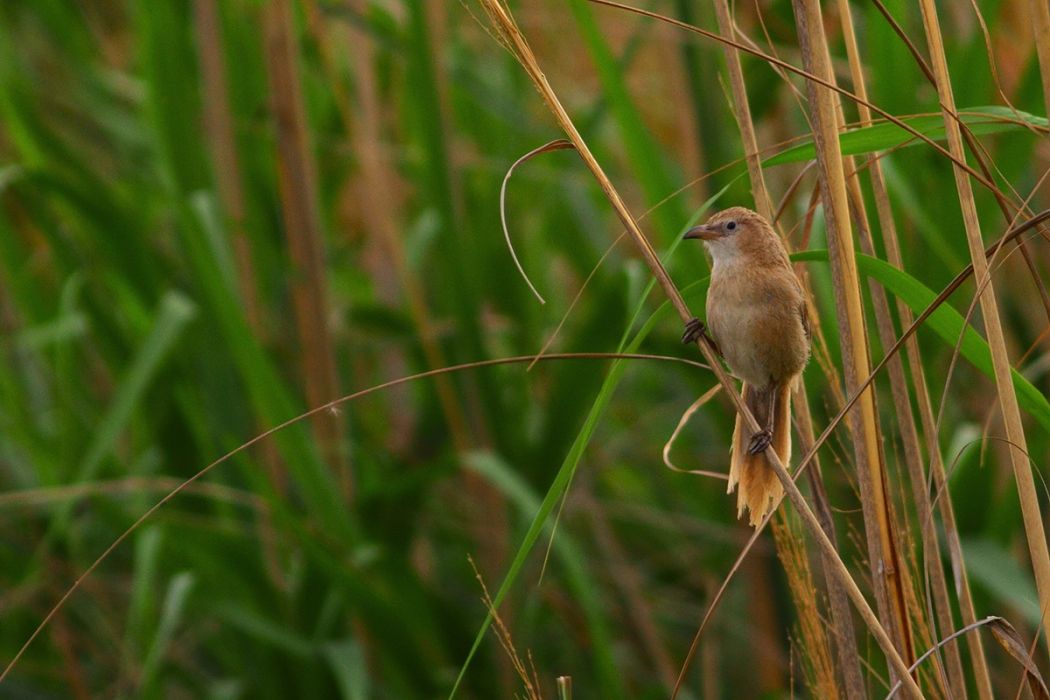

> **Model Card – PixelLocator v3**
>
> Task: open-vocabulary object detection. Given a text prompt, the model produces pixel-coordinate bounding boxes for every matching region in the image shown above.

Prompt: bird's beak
[683,224,721,240]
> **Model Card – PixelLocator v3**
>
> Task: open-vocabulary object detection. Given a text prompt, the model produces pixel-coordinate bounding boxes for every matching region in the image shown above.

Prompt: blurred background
[1,0,1049,697]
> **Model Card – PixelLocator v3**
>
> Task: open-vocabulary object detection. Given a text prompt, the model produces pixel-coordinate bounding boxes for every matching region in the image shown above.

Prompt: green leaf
[322,639,370,700]
[962,538,1042,626]
[792,249,1050,431]
[449,182,734,698]
[140,571,196,690]
[76,291,197,485]
[763,106,1047,166]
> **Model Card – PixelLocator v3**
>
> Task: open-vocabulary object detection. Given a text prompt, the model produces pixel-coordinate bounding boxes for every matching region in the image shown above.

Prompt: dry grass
[3,0,1050,696]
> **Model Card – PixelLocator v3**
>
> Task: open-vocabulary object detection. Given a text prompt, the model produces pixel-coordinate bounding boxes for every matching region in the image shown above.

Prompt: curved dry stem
[588,0,1012,200]
[672,209,1050,693]
[662,384,727,480]
[884,617,1043,700]
[0,351,710,683]
[917,5,1050,656]
[500,139,576,304]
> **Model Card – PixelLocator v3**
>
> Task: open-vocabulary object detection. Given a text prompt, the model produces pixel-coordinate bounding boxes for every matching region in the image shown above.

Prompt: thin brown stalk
[712,0,773,220]
[194,0,290,590]
[771,510,838,699]
[744,551,788,693]
[790,0,915,684]
[713,1,844,694]
[476,2,923,697]
[193,0,263,337]
[668,209,1049,700]
[586,0,998,196]
[0,351,717,683]
[834,1,976,695]
[862,5,1022,693]
[918,0,1050,665]
[1027,0,1050,119]
[317,0,470,447]
[795,385,866,700]
[300,0,413,455]
[585,492,678,691]
[263,0,351,497]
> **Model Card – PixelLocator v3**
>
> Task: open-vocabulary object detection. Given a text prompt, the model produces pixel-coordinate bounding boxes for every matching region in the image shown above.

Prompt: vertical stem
[790,0,915,677]
[712,2,845,695]
[711,0,773,220]
[194,0,290,589]
[1028,0,1050,118]
[264,0,352,499]
[855,6,1001,696]
[478,3,924,696]
[193,0,263,335]
[834,1,970,695]
[918,0,1050,664]
[796,385,866,700]
[333,0,473,454]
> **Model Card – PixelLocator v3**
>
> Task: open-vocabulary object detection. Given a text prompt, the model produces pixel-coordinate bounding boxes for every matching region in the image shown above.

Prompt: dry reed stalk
[794,386,865,700]
[263,0,352,498]
[476,1,923,696]
[711,2,846,694]
[711,0,773,220]
[789,0,915,680]
[193,0,263,336]
[849,5,998,696]
[1028,0,1050,118]
[771,510,838,699]
[51,609,90,700]
[833,1,973,696]
[194,0,291,592]
[334,0,473,453]
[918,0,1050,664]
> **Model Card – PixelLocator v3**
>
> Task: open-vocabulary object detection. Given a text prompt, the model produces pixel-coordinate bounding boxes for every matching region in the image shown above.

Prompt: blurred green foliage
[1,0,1048,697]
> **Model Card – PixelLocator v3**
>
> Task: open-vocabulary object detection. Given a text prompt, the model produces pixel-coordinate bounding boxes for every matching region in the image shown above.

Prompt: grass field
[2,0,1050,697]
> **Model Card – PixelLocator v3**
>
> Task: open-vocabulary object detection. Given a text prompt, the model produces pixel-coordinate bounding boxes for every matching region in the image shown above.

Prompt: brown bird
[682,207,811,526]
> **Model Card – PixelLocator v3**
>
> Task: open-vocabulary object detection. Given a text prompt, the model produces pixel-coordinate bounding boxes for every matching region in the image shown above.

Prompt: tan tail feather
[728,384,792,527]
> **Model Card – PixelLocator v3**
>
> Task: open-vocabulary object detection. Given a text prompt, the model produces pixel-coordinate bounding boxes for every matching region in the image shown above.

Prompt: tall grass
[1,0,1049,697]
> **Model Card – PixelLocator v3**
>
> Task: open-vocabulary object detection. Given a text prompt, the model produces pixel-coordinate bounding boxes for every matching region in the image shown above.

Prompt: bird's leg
[747,386,776,455]
[682,317,721,356]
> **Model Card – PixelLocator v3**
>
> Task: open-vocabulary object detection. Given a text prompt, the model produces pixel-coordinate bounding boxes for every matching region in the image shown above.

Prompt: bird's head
[683,206,781,266]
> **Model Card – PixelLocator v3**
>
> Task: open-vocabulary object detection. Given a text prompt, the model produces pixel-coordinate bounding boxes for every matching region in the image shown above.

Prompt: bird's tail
[728,383,792,527]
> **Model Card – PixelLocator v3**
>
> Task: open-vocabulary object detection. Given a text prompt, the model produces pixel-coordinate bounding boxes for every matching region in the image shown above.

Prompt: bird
[681,207,811,526]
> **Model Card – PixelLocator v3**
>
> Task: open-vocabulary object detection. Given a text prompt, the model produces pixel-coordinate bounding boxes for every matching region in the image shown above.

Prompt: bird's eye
[725,220,737,231]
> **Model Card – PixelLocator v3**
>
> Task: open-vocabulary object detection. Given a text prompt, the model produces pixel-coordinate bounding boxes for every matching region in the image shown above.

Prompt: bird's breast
[706,266,809,387]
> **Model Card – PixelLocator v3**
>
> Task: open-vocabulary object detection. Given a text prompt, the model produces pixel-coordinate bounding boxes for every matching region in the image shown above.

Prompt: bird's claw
[747,428,773,455]
[682,317,707,345]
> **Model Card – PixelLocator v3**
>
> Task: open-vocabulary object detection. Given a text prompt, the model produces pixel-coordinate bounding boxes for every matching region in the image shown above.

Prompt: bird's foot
[682,317,707,345]
[747,428,773,455]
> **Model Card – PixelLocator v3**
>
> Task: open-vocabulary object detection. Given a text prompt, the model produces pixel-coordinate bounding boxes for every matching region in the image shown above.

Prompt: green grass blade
[763,106,1047,166]
[448,184,731,697]
[793,249,1050,431]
